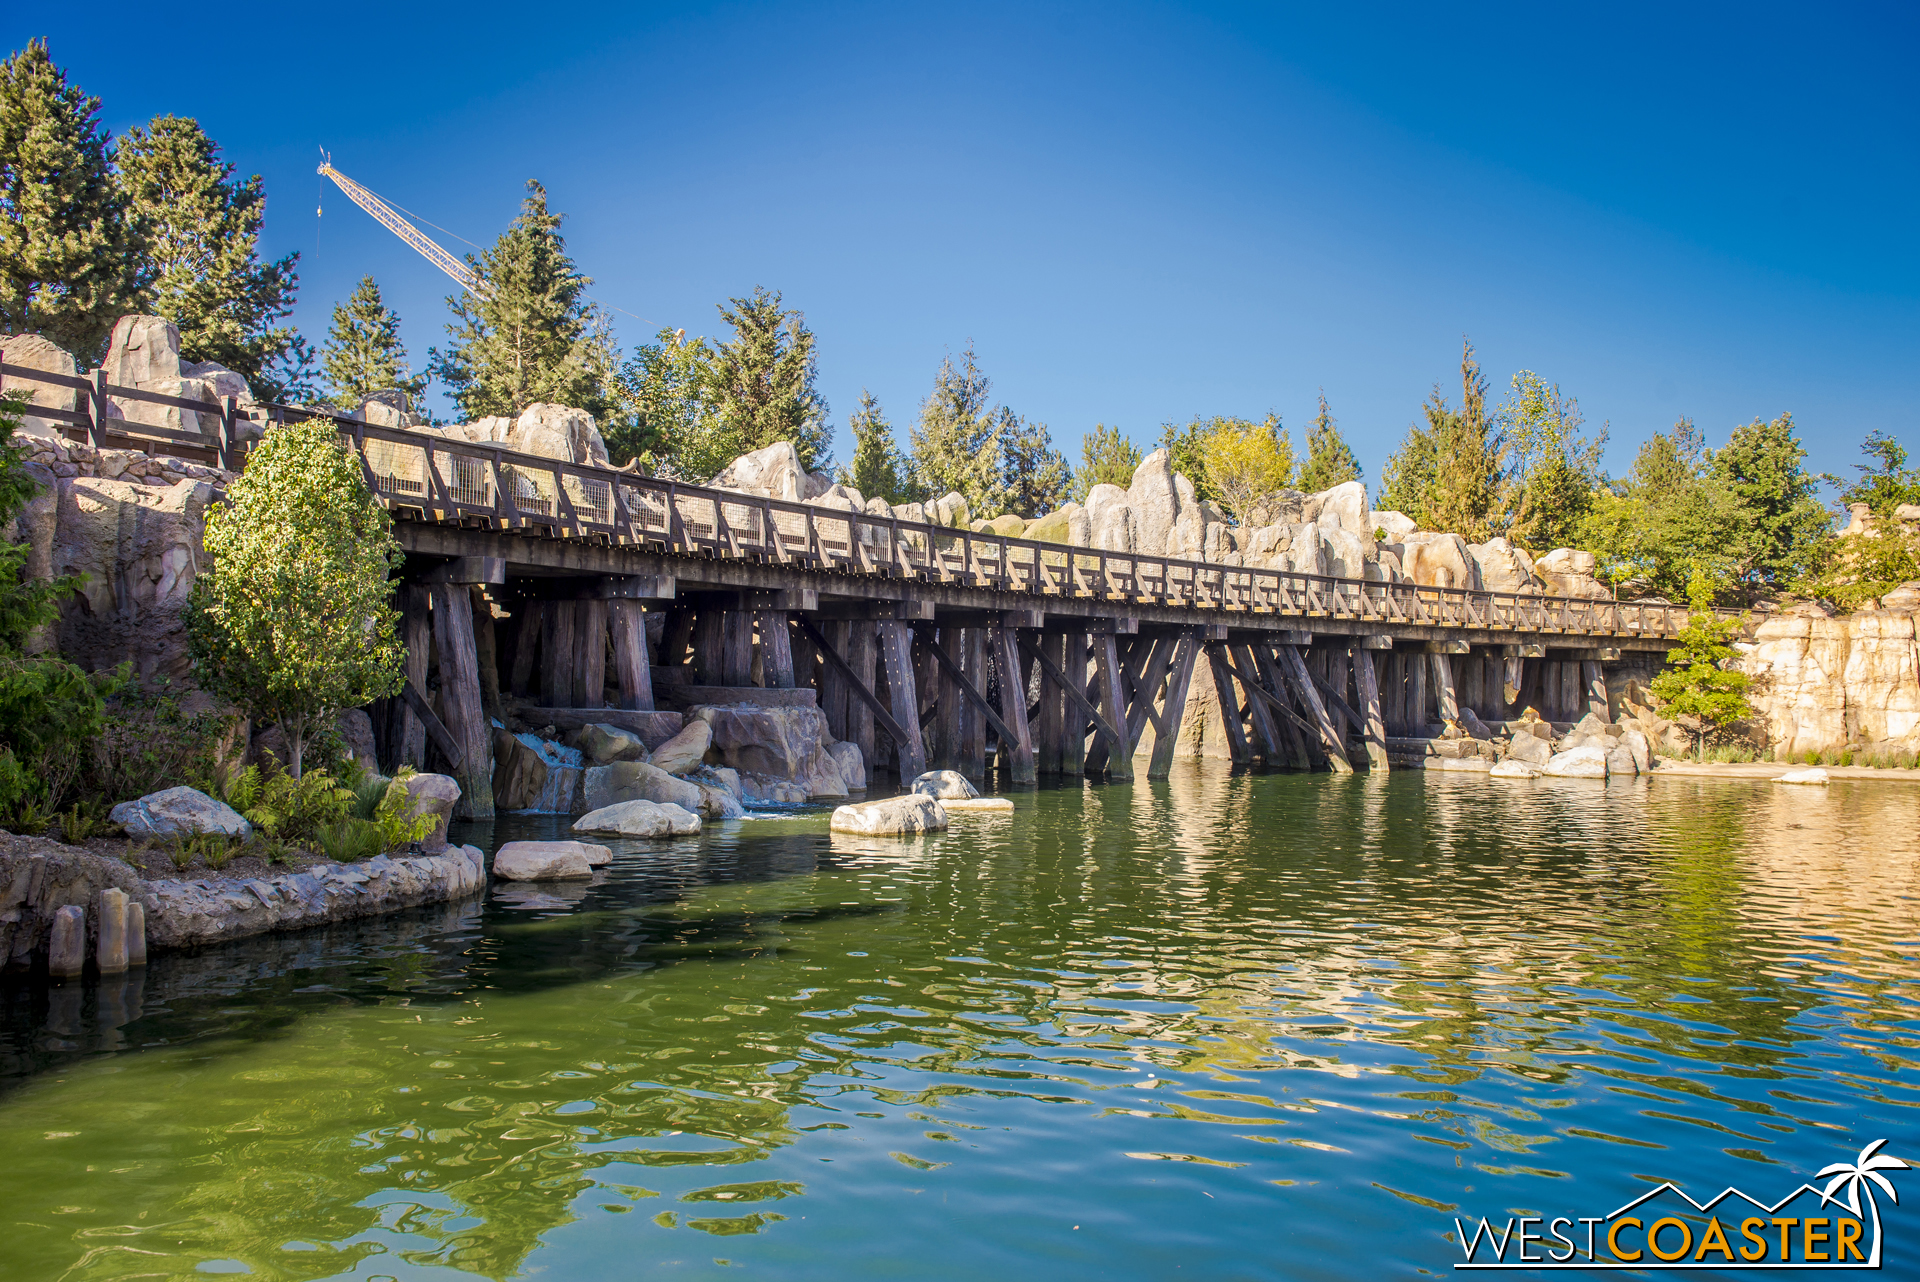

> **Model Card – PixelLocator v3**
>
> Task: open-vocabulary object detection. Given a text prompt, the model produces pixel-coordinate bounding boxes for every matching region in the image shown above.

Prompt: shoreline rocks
[829,794,947,836]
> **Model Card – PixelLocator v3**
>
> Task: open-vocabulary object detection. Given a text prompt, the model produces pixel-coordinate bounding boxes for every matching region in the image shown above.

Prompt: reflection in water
[2,776,1918,1279]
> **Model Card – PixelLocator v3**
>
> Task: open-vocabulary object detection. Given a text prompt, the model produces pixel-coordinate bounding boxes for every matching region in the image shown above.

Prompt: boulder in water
[492,729,550,811]
[577,722,649,766]
[829,794,948,835]
[493,841,594,880]
[1542,746,1609,778]
[582,761,704,813]
[648,719,712,775]
[911,770,978,800]
[574,799,702,836]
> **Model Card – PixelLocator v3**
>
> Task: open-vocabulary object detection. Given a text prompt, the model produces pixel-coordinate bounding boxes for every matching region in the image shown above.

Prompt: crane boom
[318,162,491,299]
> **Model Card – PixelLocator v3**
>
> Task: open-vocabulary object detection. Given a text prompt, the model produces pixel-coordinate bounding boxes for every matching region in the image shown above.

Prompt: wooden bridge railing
[0,361,1691,638]
[317,412,1689,639]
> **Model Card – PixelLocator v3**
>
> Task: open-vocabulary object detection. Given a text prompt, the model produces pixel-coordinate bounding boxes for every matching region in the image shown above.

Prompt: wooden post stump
[760,610,795,689]
[879,621,927,780]
[609,600,655,710]
[993,622,1037,783]
[1353,648,1389,771]
[846,621,876,785]
[432,584,495,818]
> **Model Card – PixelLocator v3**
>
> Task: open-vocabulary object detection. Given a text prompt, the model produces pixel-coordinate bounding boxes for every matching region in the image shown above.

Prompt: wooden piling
[1091,629,1133,781]
[661,607,697,670]
[1582,660,1609,722]
[1406,648,1428,734]
[1060,630,1089,775]
[608,600,655,710]
[1232,643,1286,764]
[397,584,431,769]
[1430,652,1459,724]
[847,621,876,785]
[432,583,495,818]
[96,887,129,974]
[470,589,503,723]
[125,900,146,967]
[1205,643,1252,765]
[1148,631,1199,779]
[821,620,852,740]
[1036,631,1065,774]
[691,610,724,685]
[1558,660,1580,722]
[543,598,578,707]
[1503,657,1525,715]
[878,620,928,780]
[575,599,609,707]
[48,904,84,978]
[1352,647,1390,771]
[1279,645,1353,772]
[994,622,1037,783]
[760,610,795,689]
[507,599,542,698]
[961,627,988,779]
[721,608,755,687]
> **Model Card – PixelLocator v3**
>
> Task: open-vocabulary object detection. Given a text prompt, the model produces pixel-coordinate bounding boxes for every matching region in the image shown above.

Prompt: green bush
[217,763,353,840]
[76,676,223,805]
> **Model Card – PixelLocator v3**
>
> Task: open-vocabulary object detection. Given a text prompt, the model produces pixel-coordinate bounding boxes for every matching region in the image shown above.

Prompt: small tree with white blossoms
[186,420,406,777]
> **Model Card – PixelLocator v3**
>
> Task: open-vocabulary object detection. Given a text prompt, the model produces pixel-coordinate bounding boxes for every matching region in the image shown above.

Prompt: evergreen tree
[0,40,142,360]
[911,343,1007,515]
[997,411,1072,518]
[429,180,614,423]
[1075,423,1142,501]
[1419,341,1507,542]
[1159,417,1219,504]
[1295,390,1362,493]
[607,326,719,474]
[1831,430,1920,517]
[1377,418,1436,523]
[1501,370,1605,551]
[118,115,311,398]
[707,286,831,472]
[321,275,423,409]
[838,389,916,504]
[1710,413,1830,596]
[1649,568,1753,760]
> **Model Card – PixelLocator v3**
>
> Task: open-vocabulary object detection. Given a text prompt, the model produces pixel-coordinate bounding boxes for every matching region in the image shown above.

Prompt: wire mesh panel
[434,450,493,510]
[363,435,430,500]
[564,472,614,529]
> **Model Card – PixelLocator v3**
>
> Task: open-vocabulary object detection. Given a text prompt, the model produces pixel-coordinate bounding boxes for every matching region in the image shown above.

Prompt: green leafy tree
[0,391,117,818]
[1295,390,1362,493]
[1200,415,1295,523]
[997,411,1072,518]
[1796,523,1920,612]
[1650,568,1754,760]
[429,180,615,423]
[707,286,831,472]
[1710,413,1830,597]
[321,275,424,409]
[1830,430,1920,518]
[1075,423,1141,501]
[0,40,142,360]
[186,420,406,778]
[1581,419,1737,599]
[607,326,719,473]
[911,342,1007,515]
[118,115,311,398]
[837,389,917,504]
[1159,416,1220,504]
[1501,370,1605,552]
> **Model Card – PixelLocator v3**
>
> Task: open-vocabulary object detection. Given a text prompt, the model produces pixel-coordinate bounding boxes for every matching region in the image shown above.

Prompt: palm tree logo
[1818,1138,1909,1266]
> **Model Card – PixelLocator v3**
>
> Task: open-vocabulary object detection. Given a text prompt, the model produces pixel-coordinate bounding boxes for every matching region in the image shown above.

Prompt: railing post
[88,368,109,448]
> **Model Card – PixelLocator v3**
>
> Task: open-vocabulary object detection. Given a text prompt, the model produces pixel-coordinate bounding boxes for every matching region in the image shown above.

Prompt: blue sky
[14,1,1917,493]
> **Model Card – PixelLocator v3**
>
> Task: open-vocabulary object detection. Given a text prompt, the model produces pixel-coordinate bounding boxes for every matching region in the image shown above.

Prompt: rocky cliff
[1740,605,1920,758]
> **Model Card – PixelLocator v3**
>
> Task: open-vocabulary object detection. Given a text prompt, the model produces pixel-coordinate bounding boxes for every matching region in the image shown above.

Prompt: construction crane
[317,155,491,299]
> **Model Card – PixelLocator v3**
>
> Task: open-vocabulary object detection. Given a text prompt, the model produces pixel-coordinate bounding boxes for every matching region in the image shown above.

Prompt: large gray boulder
[574,799,702,837]
[829,794,948,835]
[1084,484,1136,552]
[1536,547,1598,577]
[911,770,979,800]
[691,782,745,819]
[110,786,252,840]
[1504,733,1553,766]
[1542,746,1609,778]
[1469,537,1539,594]
[1127,449,1183,557]
[50,475,213,682]
[1311,480,1369,535]
[577,722,649,766]
[648,718,712,775]
[0,333,79,439]
[399,773,462,852]
[1397,533,1481,591]
[1371,510,1417,540]
[493,842,593,880]
[491,729,550,811]
[104,315,183,388]
[496,839,611,872]
[694,704,847,798]
[711,440,829,502]
[582,761,704,813]
[826,740,866,790]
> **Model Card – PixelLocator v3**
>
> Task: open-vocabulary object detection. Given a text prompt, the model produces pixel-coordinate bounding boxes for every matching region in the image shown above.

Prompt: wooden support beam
[609,600,655,710]
[1380,651,1404,735]
[574,599,608,708]
[1352,647,1389,771]
[1582,659,1609,722]
[1257,645,1317,769]
[393,583,431,770]
[721,608,754,687]
[399,678,461,769]
[962,628,988,779]
[661,607,697,668]
[1147,631,1199,779]
[1558,660,1580,722]
[1204,643,1252,765]
[1430,652,1459,723]
[1426,639,1471,654]
[1230,643,1287,764]
[541,595,577,708]
[1092,630,1134,780]
[1225,648,1317,746]
[1325,646,1352,742]
[1059,630,1089,775]
[846,621,875,784]
[1021,632,1123,771]
[1036,631,1065,774]
[1125,636,1177,754]
[1278,644,1353,772]
[507,599,542,699]
[994,623,1037,783]
[1087,635,1154,774]
[430,583,495,817]
[801,617,921,779]
[758,609,795,688]
[822,620,852,740]
[912,623,1018,755]
[470,588,503,724]
[422,556,505,584]
[1308,668,1366,734]
[1407,647,1428,733]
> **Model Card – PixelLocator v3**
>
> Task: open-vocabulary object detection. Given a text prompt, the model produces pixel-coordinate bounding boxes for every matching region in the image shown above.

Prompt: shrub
[76,676,224,804]
[217,763,353,840]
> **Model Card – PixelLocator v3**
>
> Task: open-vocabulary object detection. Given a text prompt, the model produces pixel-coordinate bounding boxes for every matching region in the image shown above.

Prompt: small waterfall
[516,732,583,814]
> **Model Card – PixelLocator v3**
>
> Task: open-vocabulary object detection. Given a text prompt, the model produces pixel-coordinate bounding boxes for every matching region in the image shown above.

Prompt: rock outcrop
[1740,608,1920,759]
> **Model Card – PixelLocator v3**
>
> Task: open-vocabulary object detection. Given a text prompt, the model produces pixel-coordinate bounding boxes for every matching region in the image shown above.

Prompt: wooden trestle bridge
[1,356,1691,819]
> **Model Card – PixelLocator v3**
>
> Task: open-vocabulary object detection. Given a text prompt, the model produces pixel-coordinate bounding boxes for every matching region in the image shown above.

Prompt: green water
[2,768,1918,1280]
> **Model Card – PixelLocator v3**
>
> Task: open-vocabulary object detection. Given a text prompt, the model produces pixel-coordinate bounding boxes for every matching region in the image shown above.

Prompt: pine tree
[118,115,311,398]
[997,411,1072,518]
[911,343,1007,515]
[1159,417,1219,504]
[429,180,614,423]
[838,389,916,504]
[0,40,142,360]
[1296,390,1363,493]
[1501,370,1605,552]
[707,286,831,472]
[1710,413,1830,596]
[1075,423,1141,501]
[322,275,423,409]
[1649,568,1753,760]
[1377,420,1435,523]
[1421,340,1506,542]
